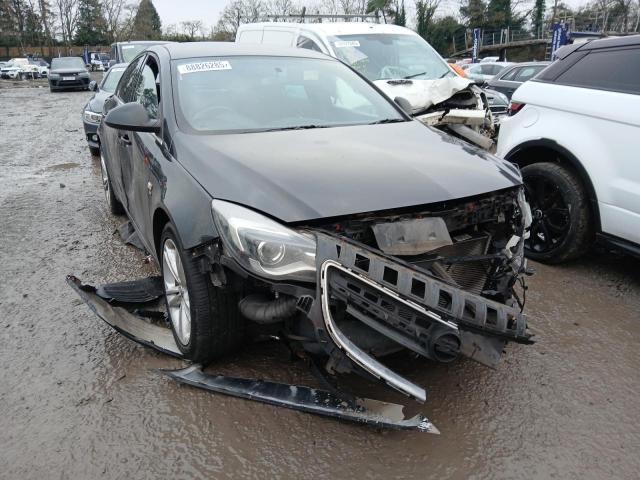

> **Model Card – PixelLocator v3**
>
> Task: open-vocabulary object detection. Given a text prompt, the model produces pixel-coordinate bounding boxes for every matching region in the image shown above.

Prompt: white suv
[497,36,640,263]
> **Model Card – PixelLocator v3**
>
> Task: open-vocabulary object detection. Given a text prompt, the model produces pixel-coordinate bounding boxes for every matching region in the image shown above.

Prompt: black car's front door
[124,54,163,249]
[102,56,144,208]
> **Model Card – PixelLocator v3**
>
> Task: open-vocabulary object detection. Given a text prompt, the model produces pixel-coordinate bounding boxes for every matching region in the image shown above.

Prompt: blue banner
[550,22,567,59]
[472,28,481,63]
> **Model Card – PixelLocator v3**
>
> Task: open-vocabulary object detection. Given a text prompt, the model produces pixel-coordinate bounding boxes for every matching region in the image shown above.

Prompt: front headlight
[212,199,316,282]
[49,73,59,79]
[83,110,102,124]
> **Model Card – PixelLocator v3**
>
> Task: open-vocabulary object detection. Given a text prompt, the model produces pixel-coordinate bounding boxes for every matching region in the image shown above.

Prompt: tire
[100,154,124,215]
[160,223,244,363]
[89,145,100,157]
[522,162,594,263]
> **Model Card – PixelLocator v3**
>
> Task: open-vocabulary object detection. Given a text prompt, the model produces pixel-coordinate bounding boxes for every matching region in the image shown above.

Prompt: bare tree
[180,19,204,39]
[266,0,297,18]
[54,0,79,49]
[215,0,267,37]
[102,0,127,42]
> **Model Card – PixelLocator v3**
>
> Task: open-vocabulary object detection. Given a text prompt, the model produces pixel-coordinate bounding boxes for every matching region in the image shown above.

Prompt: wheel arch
[152,207,171,262]
[504,139,601,232]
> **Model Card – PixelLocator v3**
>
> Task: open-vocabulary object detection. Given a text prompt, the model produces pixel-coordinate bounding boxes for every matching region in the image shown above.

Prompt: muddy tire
[100,154,124,215]
[160,223,244,363]
[522,162,594,263]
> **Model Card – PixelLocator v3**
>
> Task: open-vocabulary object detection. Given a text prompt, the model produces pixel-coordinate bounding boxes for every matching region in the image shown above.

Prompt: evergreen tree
[393,0,406,26]
[532,0,545,35]
[132,0,161,39]
[459,0,486,28]
[75,0,107,44]
[425,16,465,55]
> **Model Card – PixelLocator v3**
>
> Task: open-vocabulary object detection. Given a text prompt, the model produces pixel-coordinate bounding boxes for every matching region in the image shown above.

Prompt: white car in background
[497,35,640,262]
[0,58,40,79]
[236,22,496,149]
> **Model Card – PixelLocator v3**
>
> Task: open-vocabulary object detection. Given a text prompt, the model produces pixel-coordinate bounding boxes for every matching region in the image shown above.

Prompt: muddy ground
[0,80,639,480]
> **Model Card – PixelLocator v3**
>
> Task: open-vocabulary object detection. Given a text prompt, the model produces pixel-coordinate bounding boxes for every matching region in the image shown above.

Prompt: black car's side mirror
[89,80,98,92]
[105,102,160,134]
[394,96,413,116]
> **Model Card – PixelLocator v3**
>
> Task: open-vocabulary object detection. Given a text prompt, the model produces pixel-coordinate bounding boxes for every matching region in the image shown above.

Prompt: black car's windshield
[121,44,148,62]
[329,34,452,81]
[51,57,85,70]
[174,56,405,133]
[101,66,126,92]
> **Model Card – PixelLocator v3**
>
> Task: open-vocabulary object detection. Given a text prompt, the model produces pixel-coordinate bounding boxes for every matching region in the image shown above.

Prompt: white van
[236,22,494,148]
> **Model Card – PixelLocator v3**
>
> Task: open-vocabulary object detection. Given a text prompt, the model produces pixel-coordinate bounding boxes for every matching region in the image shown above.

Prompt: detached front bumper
[298,232,532,402]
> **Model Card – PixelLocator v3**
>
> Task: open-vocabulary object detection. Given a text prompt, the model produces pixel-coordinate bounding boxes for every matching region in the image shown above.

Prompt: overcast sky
[152,0,590,31]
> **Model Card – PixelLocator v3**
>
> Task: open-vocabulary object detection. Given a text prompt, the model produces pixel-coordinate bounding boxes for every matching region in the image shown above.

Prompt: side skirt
[162,365,439,433]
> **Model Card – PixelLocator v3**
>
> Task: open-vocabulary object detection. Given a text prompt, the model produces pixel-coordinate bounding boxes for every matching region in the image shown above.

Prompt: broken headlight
[211,199,316,282]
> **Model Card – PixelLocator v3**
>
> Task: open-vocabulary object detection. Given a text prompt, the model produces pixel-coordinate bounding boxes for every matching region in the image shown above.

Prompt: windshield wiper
[368,118,405,125]
[263,125,330,132]
[403,71,427,79]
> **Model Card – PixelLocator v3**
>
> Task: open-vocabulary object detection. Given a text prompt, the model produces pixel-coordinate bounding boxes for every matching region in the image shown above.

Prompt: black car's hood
[175,121,522,223]
[86,89,113,113]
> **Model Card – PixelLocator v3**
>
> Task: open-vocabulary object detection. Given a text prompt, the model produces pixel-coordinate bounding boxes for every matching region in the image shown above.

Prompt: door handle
[118,133,131,146]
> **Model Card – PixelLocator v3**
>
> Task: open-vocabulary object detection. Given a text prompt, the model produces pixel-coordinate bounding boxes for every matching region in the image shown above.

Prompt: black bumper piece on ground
[67,274,439,432]
[163,365,438,433]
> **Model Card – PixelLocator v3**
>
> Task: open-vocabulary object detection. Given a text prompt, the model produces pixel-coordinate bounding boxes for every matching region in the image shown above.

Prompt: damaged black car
[96,43,533,422]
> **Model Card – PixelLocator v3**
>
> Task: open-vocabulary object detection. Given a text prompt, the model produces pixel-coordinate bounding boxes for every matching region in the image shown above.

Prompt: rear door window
[554,47,640,95]
[514,66,544,82]
[500,67,520,81]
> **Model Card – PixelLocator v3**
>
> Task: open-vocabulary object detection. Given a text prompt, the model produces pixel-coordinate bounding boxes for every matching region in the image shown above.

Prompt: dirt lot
[1,80,639,480]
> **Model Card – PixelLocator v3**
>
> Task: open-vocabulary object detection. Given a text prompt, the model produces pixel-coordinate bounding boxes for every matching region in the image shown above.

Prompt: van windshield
[329,34,452,82]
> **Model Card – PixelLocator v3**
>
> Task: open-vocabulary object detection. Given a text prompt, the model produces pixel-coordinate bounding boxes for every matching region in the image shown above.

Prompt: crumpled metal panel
[163,365,439,433]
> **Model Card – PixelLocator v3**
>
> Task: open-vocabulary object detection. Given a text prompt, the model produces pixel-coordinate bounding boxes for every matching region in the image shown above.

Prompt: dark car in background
[487,61,551,100]
[98,43,533,404]
[82,63,127,156]
[108,40,170,67]
[48,57,90,92]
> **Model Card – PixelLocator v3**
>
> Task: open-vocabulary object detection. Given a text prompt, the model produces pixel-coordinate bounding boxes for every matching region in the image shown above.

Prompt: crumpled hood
[174,121,521,223]
[374,76,475,114]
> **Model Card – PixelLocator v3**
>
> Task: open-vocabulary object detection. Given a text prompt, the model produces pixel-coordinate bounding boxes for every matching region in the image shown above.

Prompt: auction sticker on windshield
[334,40,360,48]
[177,61,232,74]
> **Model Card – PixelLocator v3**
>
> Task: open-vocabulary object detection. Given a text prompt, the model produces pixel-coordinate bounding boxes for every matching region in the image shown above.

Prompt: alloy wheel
[524,174,571,254]
[162,238,191,345]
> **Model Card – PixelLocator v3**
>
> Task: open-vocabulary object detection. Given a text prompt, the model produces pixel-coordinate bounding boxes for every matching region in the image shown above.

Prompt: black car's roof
[155,42,330,61]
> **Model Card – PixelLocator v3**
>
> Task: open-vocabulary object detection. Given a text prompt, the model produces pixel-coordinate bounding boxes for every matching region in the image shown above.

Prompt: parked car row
[0,57,49,79]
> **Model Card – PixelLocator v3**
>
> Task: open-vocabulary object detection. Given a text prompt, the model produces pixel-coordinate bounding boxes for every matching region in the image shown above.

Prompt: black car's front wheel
[100,154,124,215]
[522,162,594,263]
[160,223,244,363]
